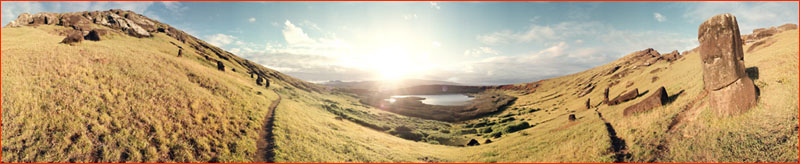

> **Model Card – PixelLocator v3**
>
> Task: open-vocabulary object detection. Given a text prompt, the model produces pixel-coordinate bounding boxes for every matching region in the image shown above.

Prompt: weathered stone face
[698,13,758,116]
[698,13,747,91]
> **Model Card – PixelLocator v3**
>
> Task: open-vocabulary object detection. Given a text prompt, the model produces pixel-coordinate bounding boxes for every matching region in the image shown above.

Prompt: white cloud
[248,17,256,23]
[476,21,601,45]
[161,1,188,14]
[205,33,238,47]
[282,20,318,46]
[1,1,44,23]
[684,1,799,33]
[654,12,666,22]
[464,47,500,57]
[429,2,441,10]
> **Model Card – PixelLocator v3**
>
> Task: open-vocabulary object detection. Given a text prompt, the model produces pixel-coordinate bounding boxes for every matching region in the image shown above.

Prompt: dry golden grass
[1,25,280,162]
[2,24,796,163]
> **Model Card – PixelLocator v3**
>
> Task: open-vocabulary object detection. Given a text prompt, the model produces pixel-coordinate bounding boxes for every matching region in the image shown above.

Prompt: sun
[369,46,419,81]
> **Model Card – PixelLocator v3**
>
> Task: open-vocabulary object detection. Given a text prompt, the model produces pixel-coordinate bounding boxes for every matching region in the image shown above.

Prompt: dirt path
[595,109,631,163]
[255,94,281,163]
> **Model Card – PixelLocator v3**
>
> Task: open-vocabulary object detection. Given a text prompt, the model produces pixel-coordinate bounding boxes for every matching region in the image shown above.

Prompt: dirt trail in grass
[255,94,281,163]
[595,109,631,162]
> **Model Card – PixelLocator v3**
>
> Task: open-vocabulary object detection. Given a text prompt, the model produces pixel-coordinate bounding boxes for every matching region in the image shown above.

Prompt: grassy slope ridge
[2,21,797,163]
[1,25,285,162]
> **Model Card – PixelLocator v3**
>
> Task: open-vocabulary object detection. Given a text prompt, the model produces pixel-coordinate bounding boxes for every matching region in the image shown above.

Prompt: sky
[2,1,798,85]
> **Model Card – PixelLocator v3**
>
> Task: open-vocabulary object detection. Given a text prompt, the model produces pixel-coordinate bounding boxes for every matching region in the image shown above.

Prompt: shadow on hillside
[746,66,761,100]
[746,67,759,80]
[666,89,685,105]
[637,90,650,98]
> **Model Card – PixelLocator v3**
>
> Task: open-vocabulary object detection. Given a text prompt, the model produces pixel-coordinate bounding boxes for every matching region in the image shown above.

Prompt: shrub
[503,122,530,133]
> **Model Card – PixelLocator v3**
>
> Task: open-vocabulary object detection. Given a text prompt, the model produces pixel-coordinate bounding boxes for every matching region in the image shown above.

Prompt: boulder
[216,61,225,71]
[698,14,757,116]
[177,49,183,57]
[623,87,668,116]
[609,89,639,105]
[484,139,492,144]
[568,114,576,121]
[84,29,108,41]
[60,30,84,44]
[466,139,480,146]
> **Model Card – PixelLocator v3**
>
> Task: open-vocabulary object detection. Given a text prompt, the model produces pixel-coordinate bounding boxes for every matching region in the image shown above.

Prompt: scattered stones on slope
[698,13,757,116]
[623,86,668,116]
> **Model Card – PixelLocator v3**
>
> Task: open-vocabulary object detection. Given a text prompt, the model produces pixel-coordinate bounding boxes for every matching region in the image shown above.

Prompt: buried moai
[698,14,757,116]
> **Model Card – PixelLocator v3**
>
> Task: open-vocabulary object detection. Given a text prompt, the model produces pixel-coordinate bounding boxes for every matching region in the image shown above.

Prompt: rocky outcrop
[6,10,325,93]
[698,14,757,116]
[662,50,681,62]
[623,87,668,116]
[608,89,639,106]
[742,23,798,44]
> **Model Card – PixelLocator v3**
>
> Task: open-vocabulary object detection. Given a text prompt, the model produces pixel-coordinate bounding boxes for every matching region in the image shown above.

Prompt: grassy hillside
[1,25,284,162]
[2,21,797,163]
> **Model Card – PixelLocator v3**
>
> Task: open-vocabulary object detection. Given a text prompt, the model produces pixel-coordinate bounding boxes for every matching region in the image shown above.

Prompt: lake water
[385,94,474,106]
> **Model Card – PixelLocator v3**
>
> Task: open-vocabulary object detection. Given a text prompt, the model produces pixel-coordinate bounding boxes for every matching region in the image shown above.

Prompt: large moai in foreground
[697,14,757,116]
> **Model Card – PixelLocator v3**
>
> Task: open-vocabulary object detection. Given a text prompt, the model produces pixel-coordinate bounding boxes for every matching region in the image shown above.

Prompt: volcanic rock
[568,114,577,121]
[623,87,668,116]
[609,89,639,106]
[484,139,492,144]
[60,30,84,44]
[698,13,757,116]
[84,29,108,41]
[662,50,681,62]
